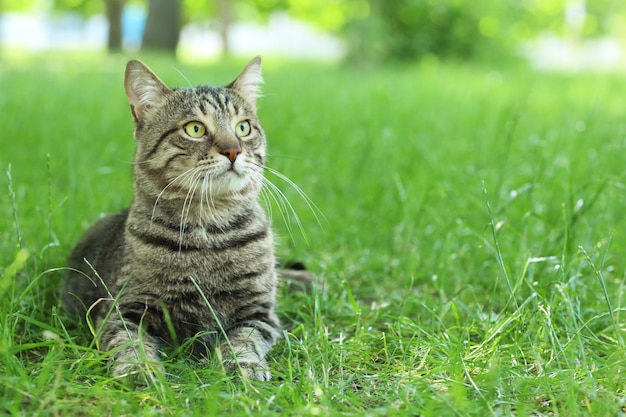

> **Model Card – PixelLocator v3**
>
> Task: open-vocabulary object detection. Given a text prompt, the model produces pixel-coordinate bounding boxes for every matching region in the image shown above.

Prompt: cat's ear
[228,56,263,109]
[124,60,171,123]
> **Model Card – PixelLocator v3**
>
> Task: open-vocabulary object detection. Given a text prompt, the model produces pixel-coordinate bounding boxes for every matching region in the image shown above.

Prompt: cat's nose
[222,147,242,163]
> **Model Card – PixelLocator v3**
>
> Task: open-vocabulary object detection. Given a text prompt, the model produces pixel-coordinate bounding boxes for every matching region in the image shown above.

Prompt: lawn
[1,52,626,416]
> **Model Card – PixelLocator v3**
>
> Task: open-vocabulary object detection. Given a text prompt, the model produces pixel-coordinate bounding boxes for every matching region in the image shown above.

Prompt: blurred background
[0,0,624,69]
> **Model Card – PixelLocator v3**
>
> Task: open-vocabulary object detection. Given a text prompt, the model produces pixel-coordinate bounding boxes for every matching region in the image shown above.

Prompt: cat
[62,57,300,381]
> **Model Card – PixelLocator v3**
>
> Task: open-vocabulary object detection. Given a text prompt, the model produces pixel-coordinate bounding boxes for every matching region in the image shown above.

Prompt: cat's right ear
[124,60,171,124]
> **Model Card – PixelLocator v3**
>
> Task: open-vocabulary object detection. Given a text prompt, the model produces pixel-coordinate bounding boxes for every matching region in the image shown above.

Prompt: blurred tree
[217,0,232,55]
[110,0,293,55]
[142,0,180,52]
[106,0,126,51]
[184,0,290,56]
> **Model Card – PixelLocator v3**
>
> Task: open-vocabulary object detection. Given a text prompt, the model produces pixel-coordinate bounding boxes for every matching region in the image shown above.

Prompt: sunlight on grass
[1,52,626,415]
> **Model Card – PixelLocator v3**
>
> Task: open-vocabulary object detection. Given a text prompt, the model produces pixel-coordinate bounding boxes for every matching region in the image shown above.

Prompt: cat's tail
[277,260,316,294]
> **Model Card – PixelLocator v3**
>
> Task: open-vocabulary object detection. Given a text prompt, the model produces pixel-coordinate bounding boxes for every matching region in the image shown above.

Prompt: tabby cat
[62,57,287,381]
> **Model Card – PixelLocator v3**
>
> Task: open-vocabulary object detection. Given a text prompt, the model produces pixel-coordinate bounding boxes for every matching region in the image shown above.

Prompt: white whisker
[207,175,225,232]
[249,164,323,245]
[259,184,274,224]
[257,173,298,242]
[200,173,218,227]
[179,169,204,248]
[263,165,325,228]
[151,167,198,227]
[199,172,212,223]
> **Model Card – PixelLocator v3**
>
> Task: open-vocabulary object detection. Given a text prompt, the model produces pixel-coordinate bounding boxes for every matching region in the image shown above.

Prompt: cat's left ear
[124,60,171,124]
[228,56,263,110]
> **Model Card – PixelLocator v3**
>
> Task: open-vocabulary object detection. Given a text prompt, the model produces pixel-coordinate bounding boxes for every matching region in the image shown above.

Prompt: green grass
[2,51,626,415]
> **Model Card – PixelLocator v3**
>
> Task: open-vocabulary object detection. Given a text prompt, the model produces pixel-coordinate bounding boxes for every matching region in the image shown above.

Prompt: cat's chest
[125,221,271,274]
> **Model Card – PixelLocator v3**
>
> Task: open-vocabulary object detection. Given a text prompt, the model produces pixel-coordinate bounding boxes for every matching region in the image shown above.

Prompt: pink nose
[222,147,241,163]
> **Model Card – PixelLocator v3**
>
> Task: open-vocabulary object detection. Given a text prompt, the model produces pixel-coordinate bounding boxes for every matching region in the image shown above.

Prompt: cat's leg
[100,316,163,380]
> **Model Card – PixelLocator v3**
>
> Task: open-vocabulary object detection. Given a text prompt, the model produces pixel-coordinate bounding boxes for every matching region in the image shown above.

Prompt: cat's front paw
[111,345,163,385]
[225,359,272,381]
[113,361,164,387]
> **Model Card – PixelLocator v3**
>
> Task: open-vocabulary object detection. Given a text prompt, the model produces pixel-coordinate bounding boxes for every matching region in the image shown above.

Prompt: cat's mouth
[220,160,248,178]
[210,168,250,194]
[194,160,246,180]
[217,167,244,182]
[159,163,252,200]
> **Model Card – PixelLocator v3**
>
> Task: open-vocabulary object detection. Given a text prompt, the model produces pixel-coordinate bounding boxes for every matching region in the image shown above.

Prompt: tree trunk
[106,0,125,52]
[142,0,180,53]
[217,0,232,57]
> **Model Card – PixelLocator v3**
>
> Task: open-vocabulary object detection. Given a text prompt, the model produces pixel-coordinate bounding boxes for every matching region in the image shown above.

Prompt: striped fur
[62,57,280,380]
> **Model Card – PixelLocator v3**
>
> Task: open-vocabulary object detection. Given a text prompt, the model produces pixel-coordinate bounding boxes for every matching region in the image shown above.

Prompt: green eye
[235,120,252,137]
[183,121,206,138]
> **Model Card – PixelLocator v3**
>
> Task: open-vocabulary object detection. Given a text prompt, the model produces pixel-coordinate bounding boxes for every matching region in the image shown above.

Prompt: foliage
[2,53,626,415]
[344,0,505,62]
[1,0,37,11]
[507,0,622,39]
[49,0,106,15]
[342,0,626,63]
[280,0,368,31]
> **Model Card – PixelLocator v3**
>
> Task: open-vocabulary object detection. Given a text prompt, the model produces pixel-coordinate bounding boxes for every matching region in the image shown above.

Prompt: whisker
[180,170,204,247]
[208,176,227,232]
[259,184,274,225]
[152,167,200,227]
[172,65,193,88]
[200,173,214,227]
[199,173,206,221]
[258,174,298,242]
[251,163,324,245]
[249,167,315,244]
[263,165,325,227]
[203,173,224,232]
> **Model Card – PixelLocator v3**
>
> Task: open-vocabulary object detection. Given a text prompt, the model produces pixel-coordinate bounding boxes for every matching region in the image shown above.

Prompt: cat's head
[124,57,266,204]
